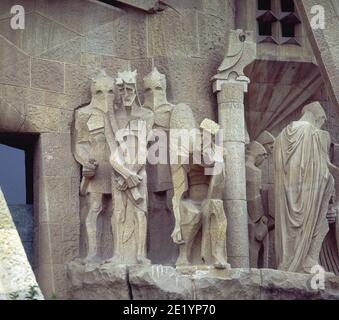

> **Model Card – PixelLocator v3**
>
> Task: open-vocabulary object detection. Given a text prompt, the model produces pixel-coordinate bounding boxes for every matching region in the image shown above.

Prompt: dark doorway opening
[0,133,38,267]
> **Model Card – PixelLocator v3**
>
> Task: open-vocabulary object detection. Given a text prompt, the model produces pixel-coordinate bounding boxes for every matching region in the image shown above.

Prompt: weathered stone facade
[0,0,338,300]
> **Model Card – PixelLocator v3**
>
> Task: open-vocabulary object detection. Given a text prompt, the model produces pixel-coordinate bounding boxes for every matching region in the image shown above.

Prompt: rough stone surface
[67,261,130,300]
[0,189,43,300]
[0,0,338,301]
[8,205,34,267]
[31,58,64,93]
[67,264,339,300]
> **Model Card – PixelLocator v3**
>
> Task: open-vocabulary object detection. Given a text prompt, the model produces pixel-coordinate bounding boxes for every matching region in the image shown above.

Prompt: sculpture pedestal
[66,261,339,300]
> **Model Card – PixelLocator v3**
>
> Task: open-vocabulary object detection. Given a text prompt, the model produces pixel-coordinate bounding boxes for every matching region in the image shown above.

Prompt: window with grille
[256,0,301,45]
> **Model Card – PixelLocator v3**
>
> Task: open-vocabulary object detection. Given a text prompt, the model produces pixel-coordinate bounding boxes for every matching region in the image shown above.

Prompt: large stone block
[193,268,261,300]
[111,15,130,58]
[35,0,123,35]
[38,133,79,177]
[0,99,25,132]
[197,12,229,61]
[62,223,80,264]
[81,22,114,56]
[0,13,78,57]
[65,64,99,103]
[260,269,339,300]
[101,56,130,80]
[31,58,64,93]
[148,8,198,57]
[38,263,68,299]
[67,261,129,300]
[39,37,82,65]
[43,92,80,112]
[0,36,30,87]
[129,10,147,59]
[153,56,198,103]
[24,104,61,133]
[162,0,203,10]
[37,177,71,224]
[38,223,63,265]
[129,265,194,300]
[1,85,27,116]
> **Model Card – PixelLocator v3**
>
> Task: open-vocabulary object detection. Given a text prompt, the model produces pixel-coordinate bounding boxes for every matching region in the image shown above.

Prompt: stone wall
[0,0,236,298]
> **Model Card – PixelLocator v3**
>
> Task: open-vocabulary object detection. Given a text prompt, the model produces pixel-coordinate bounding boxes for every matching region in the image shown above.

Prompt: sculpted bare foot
[137,256,151,265]
[105,255,122,265]
[83,255,101,264]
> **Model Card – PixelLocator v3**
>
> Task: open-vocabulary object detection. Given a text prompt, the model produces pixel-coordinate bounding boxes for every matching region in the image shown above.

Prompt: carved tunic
[87,113,112,194]
[74,106,112,194]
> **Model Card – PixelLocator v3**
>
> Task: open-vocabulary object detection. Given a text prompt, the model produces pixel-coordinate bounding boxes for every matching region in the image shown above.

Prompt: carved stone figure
[143,67,177,264]
[170,115,229,268]
[256,131,275,155]
[246,141,269,268]
[274,102,335,273]
[200,119,229,269]
[106,70,153,265]
[320,138,339,274]
[73,70,115,263]
[169,102,198,247]
[143,67,174,193]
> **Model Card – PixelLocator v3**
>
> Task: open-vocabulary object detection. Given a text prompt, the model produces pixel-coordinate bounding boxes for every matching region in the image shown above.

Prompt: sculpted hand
[82,159,98,178]
[171,225,184,244]
[327,205,338,224]
[126,173,142,188]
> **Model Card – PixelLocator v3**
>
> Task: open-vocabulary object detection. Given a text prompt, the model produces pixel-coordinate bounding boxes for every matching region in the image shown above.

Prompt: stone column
[212,30,256,268]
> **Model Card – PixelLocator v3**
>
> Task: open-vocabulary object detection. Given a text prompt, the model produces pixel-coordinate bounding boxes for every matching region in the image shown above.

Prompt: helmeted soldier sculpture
[73,70,115,263]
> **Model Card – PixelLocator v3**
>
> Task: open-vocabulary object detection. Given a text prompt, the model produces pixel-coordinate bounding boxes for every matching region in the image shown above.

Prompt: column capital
[213,77,250,93]
[212,29,256,93]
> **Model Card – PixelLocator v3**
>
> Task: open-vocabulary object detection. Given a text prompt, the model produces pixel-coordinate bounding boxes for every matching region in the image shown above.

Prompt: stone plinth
[66,262,339,300]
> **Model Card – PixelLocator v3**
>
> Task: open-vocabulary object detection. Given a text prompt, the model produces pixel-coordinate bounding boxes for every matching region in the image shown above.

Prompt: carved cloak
[274,121,334,272]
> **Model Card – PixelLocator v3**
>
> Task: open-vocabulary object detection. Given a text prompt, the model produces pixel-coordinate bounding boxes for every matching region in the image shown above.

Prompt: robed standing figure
[274,102,335,273]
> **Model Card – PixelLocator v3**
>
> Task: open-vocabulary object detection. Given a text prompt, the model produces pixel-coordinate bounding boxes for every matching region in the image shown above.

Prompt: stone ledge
[66,262,339,300]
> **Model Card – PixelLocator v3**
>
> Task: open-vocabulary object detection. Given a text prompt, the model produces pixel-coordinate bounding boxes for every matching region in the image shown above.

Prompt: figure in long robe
[274,102,334,273]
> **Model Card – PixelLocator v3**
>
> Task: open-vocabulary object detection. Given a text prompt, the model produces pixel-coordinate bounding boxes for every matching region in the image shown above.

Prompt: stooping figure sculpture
[170,110,229,268]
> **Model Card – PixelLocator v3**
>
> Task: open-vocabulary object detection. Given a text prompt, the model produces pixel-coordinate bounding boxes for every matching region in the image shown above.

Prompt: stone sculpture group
[73,67,230,269]
[71,31,339,274]
[72,65,339,274]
